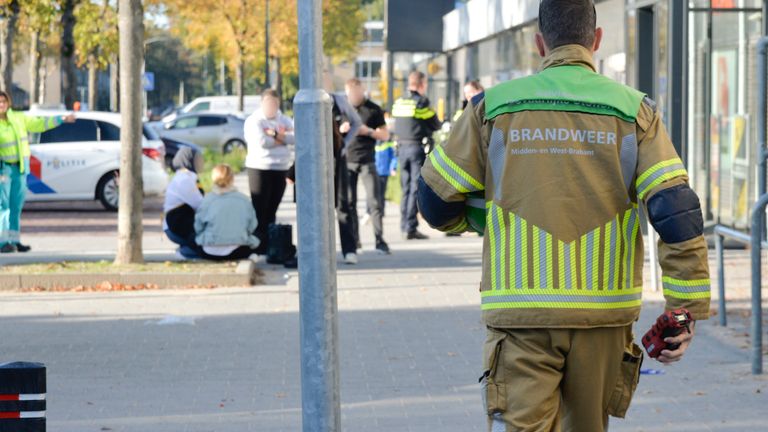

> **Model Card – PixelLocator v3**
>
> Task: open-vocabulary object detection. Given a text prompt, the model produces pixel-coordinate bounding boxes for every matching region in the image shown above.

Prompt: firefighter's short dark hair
[538,0,597,50]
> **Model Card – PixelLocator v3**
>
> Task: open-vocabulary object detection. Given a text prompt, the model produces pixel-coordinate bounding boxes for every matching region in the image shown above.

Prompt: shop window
[355,61,382,79]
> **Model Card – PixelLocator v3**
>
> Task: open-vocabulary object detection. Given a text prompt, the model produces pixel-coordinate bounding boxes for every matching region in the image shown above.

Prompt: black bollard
[0,362,46,432]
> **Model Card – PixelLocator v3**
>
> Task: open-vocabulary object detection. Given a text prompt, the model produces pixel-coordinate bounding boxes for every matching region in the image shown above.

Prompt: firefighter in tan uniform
[417,1,710,430]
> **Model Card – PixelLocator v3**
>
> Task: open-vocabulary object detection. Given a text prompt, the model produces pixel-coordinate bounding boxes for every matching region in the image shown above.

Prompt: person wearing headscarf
[163,147,204,258]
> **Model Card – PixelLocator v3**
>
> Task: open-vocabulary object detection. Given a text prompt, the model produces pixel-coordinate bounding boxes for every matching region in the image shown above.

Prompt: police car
[25,110,168,211]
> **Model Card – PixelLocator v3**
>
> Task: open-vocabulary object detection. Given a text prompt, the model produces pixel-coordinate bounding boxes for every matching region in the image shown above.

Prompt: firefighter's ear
[593,27,603,53]
[535,33,547,57]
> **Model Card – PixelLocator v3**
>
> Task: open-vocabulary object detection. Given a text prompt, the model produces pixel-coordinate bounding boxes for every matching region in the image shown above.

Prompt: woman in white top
[163,147,204,258]
[244,88,294,254]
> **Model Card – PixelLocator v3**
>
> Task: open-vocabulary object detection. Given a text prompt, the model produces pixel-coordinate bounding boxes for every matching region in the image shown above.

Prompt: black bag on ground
[267,224,296,264]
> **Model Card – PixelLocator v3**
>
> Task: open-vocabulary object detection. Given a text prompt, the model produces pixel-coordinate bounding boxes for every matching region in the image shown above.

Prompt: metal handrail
[713,197,768,376]
[714,225,768,328]
[748,194,768,374]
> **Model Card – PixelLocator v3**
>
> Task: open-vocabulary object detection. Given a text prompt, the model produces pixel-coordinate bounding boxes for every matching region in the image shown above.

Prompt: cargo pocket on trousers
[480,329,507,416]
[606,342,643,418]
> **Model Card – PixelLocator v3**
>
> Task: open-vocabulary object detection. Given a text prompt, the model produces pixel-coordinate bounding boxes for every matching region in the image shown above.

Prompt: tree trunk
[236,56,245,112]
[0,0,19,95]
[275,56,283,109]
[109,58,119,112]
[219,59,226,96]
[87,54,98,110]
[38,60,47,105]
[115,0,144,265]
[29,31,41,106]
[60,0,78,109]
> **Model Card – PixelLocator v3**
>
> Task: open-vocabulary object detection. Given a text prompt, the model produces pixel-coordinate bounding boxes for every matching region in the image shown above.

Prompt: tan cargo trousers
[481,325,643,432]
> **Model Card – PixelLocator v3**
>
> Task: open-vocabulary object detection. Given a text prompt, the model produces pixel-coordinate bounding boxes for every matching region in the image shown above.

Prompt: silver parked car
[158,112,246,154]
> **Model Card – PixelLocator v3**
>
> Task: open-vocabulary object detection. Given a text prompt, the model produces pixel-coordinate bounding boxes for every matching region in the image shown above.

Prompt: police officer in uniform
[418,1,710,430]
[392,71,441,240]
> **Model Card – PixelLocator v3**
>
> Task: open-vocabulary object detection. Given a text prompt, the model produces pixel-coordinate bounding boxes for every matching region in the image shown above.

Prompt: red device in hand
[642,308,692,359]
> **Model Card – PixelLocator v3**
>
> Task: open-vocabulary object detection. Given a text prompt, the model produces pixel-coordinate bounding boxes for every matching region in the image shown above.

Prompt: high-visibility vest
[0,110,62,173]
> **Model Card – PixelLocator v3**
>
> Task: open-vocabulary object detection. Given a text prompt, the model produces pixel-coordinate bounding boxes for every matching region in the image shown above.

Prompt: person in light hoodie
[243,88,295,254]
[194,164,260,261]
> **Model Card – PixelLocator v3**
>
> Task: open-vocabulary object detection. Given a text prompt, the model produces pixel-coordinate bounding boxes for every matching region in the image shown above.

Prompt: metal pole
[750,193,768,375]
[293,0,340,430]
[387,51,395,111]
[265,0,271,88]
[715,232,726,327]
[757,37,768,239]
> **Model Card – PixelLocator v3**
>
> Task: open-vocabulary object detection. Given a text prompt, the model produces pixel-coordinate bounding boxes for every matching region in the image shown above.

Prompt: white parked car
[161,95,261,123]
[157,112,247,154]
[25,110,169,211]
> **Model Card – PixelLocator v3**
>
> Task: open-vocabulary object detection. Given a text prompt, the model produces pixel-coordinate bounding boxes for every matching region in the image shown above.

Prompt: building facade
[330,20,387,105]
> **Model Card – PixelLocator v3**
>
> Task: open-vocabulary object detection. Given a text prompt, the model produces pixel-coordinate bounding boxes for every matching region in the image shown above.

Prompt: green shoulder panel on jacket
[485,65,646,123]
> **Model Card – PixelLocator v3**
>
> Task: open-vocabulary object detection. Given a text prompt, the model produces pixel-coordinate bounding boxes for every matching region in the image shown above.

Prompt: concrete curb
[0,260,259,291]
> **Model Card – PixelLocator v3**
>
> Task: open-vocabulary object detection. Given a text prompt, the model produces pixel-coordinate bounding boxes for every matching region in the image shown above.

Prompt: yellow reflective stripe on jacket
[636,158,687,200]
[662,276,711,299]
[375,141,396,152]
[531,226,555,289]
[488,202,507,291]
[481,287,643,310]
[414,107,436,120]
[622,207,640,289]
[0,154,19,162]
[486,205,640,295]
[556,239,577,290]
[603,216,621,290]
[428,145,484,194]
[445,218,469,234]
[579,228,601,290]
[392,99,416,118]
[508,212,529,289]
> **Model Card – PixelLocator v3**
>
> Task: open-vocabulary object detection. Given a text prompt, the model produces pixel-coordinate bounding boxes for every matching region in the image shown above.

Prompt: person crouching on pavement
[163,147,204,259]
[0,90,75,253]
[193,164,260,261]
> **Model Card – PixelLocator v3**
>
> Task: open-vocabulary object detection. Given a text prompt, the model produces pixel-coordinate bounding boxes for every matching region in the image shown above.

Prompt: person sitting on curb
[193,164,260,261]
[163,147,204,259]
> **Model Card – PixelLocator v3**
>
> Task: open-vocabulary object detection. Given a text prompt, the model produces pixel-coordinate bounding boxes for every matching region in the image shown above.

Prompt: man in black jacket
[344,78,391,254]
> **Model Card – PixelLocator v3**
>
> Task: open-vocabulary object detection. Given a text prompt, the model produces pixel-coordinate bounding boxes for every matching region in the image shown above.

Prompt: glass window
[690,0,764,9]
[143,125,159,141]
[172,116,199,129]
[188,102,210,112]
[97,121,120,141]
[355,61,382,79]
[686,8,763,229]
[198,116,227,127]
[39,119,98,144]
[364,28,384,43]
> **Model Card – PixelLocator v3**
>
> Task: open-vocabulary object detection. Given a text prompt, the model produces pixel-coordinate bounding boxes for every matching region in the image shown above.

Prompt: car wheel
[97,171,120,211]
[223,139,246,154]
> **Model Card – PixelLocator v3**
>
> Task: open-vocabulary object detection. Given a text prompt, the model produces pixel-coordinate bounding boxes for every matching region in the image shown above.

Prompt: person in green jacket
[0,90,75,253]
